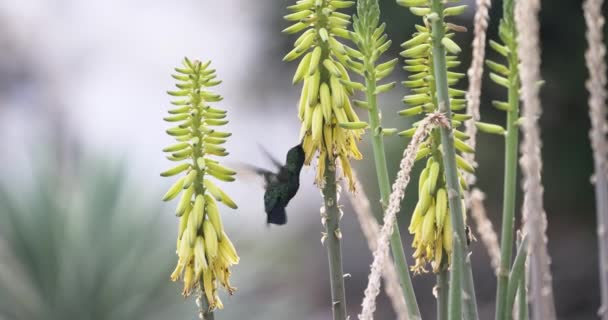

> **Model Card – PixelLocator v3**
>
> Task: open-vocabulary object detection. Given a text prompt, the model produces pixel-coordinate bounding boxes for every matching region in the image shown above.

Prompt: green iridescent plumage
[254,144,305,225]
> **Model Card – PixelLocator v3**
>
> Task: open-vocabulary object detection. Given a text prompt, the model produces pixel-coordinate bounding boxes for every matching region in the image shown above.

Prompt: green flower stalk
[396,0,472,275]
[284,2,364,319]
[283,0,364,190]
[473,1,524,318]
[397,1,479,319]
[348,0,421,317]
[162,58,239,313]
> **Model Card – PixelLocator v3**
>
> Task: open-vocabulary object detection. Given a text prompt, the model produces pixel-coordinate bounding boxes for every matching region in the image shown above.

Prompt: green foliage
[350,0,398,97]
[481,1,519,122]
[0,157,189,320]
[352,0,383,58]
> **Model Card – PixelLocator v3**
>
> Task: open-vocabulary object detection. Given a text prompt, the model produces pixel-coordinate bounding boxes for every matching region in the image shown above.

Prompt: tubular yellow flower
[163,58,239,311]
[397,0,474,274]
[284,0,363,190]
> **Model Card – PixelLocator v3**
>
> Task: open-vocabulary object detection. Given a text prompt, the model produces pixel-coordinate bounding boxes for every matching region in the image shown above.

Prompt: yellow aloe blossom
[396,0,474,273]
[407,155,470,273]
[284,0,364,190]
[162,58,239,310]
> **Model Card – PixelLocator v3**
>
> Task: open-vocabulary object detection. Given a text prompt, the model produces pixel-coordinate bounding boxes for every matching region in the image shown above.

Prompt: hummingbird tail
[267,206,287,225]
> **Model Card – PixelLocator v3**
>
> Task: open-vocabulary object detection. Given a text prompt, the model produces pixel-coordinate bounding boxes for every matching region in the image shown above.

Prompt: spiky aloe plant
[0,156,192,320]
[283,1,365,319]
[162,58,239,318]
[397,0,469,277]
[348,0,421,317]
[396,0,478,318]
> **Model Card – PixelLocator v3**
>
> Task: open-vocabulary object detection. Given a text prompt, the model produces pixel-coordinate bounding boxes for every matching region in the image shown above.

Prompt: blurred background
[0,0,603,319]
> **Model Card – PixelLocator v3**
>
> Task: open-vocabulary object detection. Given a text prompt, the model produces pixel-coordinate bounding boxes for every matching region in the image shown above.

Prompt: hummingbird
[252,144,305,225]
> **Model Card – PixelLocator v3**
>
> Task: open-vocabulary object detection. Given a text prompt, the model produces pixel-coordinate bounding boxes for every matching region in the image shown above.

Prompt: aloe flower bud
[397,0,474,274]
[162,58,239,311]
[284,0,363,190]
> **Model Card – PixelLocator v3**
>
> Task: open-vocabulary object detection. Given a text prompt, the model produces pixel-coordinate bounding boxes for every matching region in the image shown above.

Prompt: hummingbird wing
[237,163,278,185]
[258,143,284,171]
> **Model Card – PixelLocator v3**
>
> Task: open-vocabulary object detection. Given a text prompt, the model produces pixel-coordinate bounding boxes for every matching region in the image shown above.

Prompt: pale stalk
[360,112,449,320]
[470,189,500,273]
[364,57,421,319]
[346,171,409,320]
[464,0,492,188]
[515,0,557,318]
[583,0,608,317]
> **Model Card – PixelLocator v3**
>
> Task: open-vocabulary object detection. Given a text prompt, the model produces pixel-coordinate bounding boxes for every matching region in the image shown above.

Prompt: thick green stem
[437,268,449,320]
[312,6,347,319]
[323,158,347,320]
[429,1,478,319]
[364,60,421,319]
[505,237,528,320]
[495,22,521,320]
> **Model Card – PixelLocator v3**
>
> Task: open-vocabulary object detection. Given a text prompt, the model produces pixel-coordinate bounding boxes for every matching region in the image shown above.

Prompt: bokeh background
[0,0,604,319]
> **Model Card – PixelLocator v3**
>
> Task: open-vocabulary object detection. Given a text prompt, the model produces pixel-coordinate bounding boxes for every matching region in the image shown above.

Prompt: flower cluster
[162,58,239,310]
[475,0,520,136]
[284,0,364,189]
[396,0,474,273]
